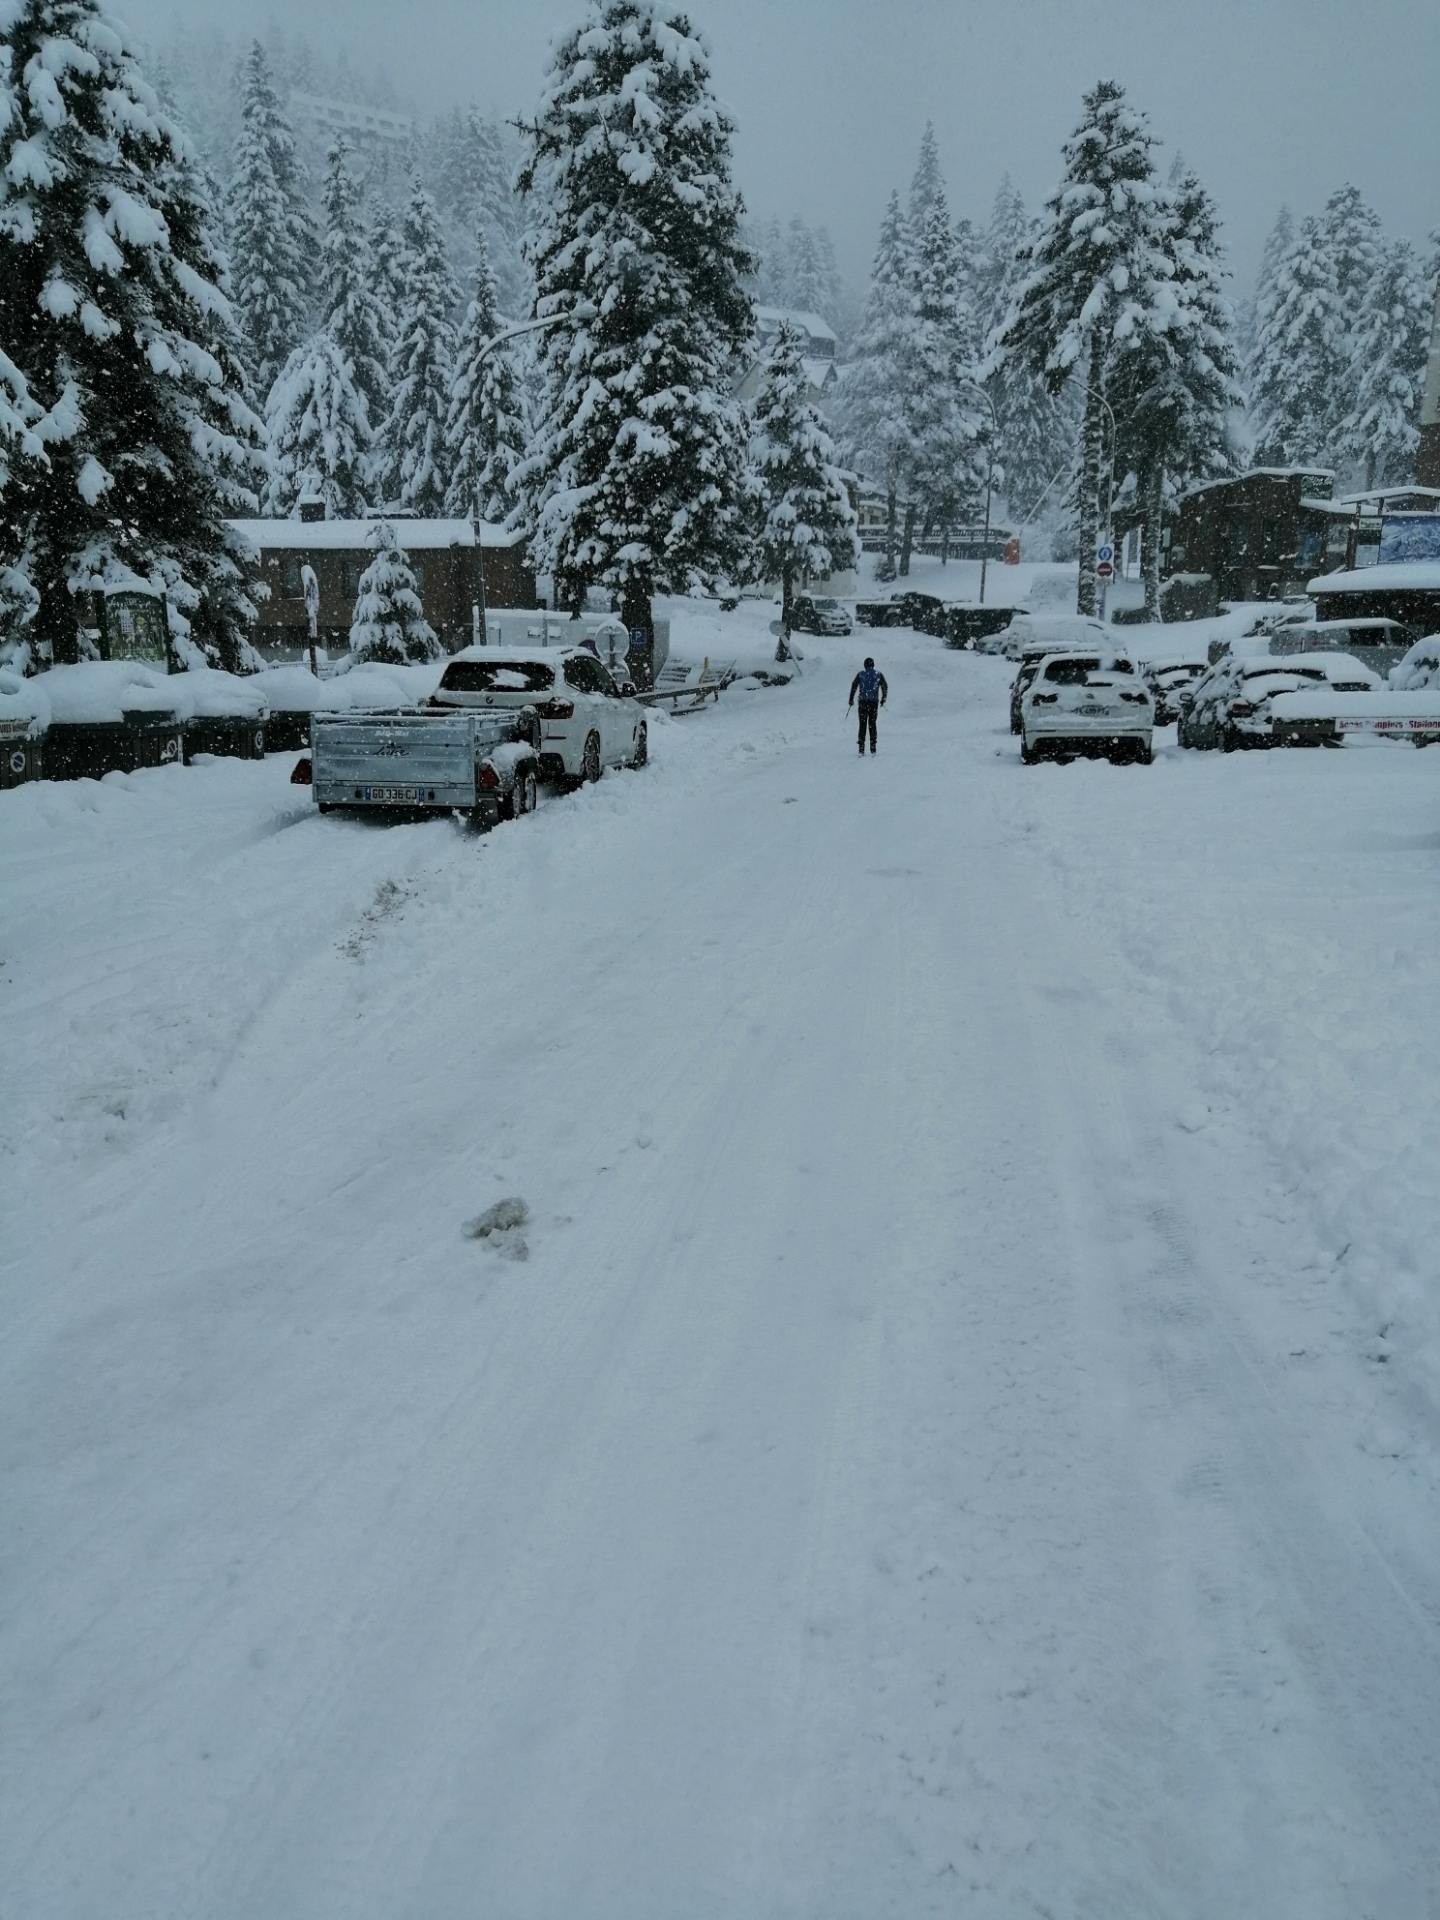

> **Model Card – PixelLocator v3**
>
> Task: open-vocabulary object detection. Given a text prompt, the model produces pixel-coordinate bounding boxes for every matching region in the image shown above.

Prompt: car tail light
[1033,692,1057,704]
[537,698,574,720]
[1120,690,1147,704]
[478,762,500,790]
[1229,700,1256,718]
[290,755,312,784]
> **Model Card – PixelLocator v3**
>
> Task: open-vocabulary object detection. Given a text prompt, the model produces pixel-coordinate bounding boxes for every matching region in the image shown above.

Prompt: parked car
[788,594,853,637]
[998,612,1110,662]
[1009,633,1124,733]
[1020,652,1154,765]
[1137,654,1209,725]
[1178,657,1338,750]
[429,647,647,785]
[1388,633,1440,691]
[1269,617,1418,679]
[894,591,949,636]
[944,604,1025,650]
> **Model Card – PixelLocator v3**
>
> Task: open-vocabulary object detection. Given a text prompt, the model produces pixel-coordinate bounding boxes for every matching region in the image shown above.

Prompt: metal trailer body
[310,709,537,824]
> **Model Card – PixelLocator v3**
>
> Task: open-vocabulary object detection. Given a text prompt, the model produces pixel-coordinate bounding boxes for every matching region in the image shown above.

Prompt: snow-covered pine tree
[746,322,858,627]
[908,121,944,234]
[1249,214,1346,468]
[786,218,829,316]
[265,333,371,517]
[812,227,845,330]
[977,177,1071,525]
[841,189,917,576]
[0,0,268,669]
[1110,164,1243,616]
[516,0,755,645]
[228,41,315,396]
[376,179,457,515]
[320,137,388,431]
[0,349,49,659]
[751,215,787,304]
[467,111,527,317]
[999,79,1177,614]
[903,175,986,569]
[1243,205,1295,429]
[443,225,527,523]
[1319,183,1384,467]
[1340,236,1433,488]
[348,521,440,663]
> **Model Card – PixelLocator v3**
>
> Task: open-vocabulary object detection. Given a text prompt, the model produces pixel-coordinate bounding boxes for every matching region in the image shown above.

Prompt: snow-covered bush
[347,524,440,665]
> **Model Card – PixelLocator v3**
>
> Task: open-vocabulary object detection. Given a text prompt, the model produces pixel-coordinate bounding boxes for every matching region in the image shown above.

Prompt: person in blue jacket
[847,657,889,754]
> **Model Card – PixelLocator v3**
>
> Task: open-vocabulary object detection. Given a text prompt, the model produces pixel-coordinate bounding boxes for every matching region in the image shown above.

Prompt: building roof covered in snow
[753,306,838,353]
[227,518,526,552]
[1307,561,1440,595]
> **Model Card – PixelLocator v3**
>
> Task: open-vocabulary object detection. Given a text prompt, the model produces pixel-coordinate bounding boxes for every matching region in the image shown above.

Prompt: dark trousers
[856,700,879,752]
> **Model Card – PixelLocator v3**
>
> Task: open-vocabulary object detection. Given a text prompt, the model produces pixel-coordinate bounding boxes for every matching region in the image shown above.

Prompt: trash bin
[263,710,315,753]
[44,709,184,780]
[0,717,43,787]
[184,713,269,762]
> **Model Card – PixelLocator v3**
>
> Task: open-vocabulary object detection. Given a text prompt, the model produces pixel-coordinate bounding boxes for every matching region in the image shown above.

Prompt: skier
[848,657,888,755]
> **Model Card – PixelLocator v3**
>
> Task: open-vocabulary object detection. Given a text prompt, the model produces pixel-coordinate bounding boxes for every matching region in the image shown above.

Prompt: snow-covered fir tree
[977,177,1071,524]
[228,41,315,397]
[841,189,917,576]
[348,522,440,663]
[443,226,527,523]
[1319,183,1383,462]
[1340,236,1433,488]
[1000,81,1177,614]
[902,170,986,568]
[516,0,755,643]
[1249,214,1346,468]
[749,215,787,304]
[320,138,388,432]
[1243,205,1295,430]
[1110,163,1243,615]
[377,180,458,514]
[366,198,407,375]
[746,322,858,629]
[265,333,371,517]
[0,0,267,669]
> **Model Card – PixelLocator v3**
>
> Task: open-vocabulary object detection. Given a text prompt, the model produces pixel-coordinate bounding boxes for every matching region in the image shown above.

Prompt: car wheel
[1136,741,1153,766]
[512,768,537,816]
[1020,737,1040,765]
[630,725,648,770]
[583,732,602,784]
[1222,727,1239,753]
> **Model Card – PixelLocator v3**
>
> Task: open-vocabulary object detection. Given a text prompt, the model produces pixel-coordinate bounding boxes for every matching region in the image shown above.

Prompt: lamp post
[467,302,598,637]
[958,379,1001,604]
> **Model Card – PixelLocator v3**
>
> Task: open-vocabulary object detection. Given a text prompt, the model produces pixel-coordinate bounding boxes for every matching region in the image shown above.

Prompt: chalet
[733,305,840,408]
[1164,468,1349,601]
[228,514,537,660]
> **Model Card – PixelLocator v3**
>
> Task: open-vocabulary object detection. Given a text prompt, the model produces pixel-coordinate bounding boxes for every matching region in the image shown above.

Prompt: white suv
[430,648,647,786]
[1020,651,1154,765]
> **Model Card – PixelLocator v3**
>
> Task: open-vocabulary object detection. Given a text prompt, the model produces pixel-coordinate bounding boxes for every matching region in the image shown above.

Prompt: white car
[1020,651,1155,765]
[430,647,647,786]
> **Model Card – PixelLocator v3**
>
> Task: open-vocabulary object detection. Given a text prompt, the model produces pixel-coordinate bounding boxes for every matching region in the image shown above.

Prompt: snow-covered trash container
[0,670,50,788]
[37,663,184,780]
[171,669,270,762]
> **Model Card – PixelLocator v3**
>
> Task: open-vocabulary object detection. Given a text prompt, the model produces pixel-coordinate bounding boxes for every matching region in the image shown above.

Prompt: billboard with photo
[1379,515,1440,563]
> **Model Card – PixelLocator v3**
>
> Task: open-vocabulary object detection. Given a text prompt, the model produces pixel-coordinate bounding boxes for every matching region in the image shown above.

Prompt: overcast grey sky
[126,0,1438,290]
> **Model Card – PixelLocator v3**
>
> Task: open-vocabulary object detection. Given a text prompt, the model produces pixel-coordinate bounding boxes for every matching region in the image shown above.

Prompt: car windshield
[440,660,554,694]
[812,599,840,612]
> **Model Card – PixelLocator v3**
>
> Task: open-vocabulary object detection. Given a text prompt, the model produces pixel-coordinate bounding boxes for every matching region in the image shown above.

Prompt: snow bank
[250,663,438,713]
[29,662,274,725]
[0,666,50,736]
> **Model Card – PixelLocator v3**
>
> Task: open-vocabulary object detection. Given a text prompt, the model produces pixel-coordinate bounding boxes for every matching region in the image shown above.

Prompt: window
[411,560,426,594]
[563,656,604,694]
[281,557,304,598]
[342,557,365,599]
[439,659,555,695]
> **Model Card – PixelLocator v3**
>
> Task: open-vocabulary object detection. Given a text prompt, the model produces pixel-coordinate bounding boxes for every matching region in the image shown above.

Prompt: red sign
[1095,560,1114,580]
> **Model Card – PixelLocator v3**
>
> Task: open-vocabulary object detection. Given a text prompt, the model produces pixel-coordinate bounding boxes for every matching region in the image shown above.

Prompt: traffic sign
[1095,560,1115,581]
[1096,542,1114,565]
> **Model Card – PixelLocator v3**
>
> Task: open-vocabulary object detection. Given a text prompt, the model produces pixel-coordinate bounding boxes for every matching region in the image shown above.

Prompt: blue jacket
[850,667,888,705]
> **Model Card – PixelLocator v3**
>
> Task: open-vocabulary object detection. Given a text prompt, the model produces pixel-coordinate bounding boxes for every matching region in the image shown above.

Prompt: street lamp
[958,379,1001,604]
[467,302,598,637]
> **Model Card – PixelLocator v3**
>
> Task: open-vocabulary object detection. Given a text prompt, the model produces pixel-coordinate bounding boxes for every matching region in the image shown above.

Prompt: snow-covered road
[6,629,1440,1917]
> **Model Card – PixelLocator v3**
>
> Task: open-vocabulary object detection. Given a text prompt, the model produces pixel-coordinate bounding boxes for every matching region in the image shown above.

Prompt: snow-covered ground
[5,604,1440,1918]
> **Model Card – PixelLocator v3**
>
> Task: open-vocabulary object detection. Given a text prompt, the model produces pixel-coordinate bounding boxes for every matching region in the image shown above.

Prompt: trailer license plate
[362,785,422,803]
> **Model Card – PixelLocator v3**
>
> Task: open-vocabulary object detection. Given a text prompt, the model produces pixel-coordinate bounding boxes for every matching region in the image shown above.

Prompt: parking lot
[7,606,1440,1918]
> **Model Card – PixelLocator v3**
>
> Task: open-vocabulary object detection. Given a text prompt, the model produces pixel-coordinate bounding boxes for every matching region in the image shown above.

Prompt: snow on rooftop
[752,305,838,345]
[1309,562,1440,595]
[1181,467,1335,501]
[227,518,525,552]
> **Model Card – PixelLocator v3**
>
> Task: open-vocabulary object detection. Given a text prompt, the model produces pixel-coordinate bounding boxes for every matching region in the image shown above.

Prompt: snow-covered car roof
[444,646,576,667]
[1307,562,1440,595]
[1276,651,1381,683]
[1034,651,1140,674]
[1391,634,1440,689]
[1005,614,1108,639]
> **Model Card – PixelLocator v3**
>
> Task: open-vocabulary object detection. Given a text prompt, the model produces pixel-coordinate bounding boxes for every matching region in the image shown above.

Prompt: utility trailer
[302,708,540,826]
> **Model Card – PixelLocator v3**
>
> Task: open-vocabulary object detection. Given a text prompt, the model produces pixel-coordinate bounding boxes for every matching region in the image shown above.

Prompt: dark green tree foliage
[228,41,315,398]
[1244,205,1294,394]
[904,168,986,567]
[517,0,755,643]
[0,0,267,668]
[1000,80,1176,614]
[1318,183,1383,453]
[978,177,1071,522]
[1249,215,1346,467]
[444,225,527,522]
[1341,237,1433,488]
[746,321,858,626]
